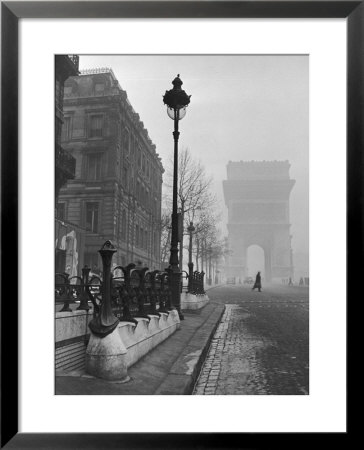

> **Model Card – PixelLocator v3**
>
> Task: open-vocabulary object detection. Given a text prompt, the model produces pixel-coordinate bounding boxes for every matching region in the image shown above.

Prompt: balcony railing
[55,144,76,180]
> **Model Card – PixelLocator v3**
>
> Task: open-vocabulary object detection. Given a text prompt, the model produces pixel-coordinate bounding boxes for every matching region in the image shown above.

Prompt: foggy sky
[79,55,308,255]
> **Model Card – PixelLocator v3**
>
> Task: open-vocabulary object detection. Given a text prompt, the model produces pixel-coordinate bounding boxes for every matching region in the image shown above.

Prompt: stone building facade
[55,55,79,201]
[223,160,295,282]
[55,55,86,277]
[58,68,164,271]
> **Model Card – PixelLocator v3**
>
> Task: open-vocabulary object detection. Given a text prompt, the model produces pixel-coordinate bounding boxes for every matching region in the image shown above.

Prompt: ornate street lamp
[163,75,191,320]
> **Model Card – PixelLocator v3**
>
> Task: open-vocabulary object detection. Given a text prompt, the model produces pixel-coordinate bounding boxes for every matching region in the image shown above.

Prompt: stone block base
[181,293,209,311]
[85,310,180,380]
[85,327,128,381]
[119,310,180,367]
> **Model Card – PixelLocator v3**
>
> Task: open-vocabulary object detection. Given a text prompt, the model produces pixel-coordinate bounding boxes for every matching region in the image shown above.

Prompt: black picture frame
[1,1,358,448]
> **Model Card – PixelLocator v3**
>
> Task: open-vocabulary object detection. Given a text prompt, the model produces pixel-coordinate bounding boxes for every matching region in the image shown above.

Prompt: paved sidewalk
[56,298,225,395]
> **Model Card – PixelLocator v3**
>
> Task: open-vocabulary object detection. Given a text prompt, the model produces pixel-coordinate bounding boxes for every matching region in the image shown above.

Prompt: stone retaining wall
[55,307,180,374]
[119,311,180,367]
[55,308,93,371]
[181,293,209,311]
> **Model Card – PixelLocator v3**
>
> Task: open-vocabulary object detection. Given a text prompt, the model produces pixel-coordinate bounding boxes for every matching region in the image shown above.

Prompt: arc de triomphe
[223,161,295,282]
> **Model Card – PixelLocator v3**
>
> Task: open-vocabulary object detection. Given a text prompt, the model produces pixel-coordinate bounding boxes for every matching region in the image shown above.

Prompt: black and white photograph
[55,54,309,396]
[0,0,354,443]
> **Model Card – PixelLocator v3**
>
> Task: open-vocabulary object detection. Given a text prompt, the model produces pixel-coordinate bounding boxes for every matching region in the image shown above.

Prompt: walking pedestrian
[252,271,262,292]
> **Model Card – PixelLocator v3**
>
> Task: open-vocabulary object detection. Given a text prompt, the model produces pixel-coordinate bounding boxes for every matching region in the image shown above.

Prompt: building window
[57,203,66,221]
[89,115,103,138]
[123,129,130,157]
[95,83,104,94]
[55,248,66,274]
[87,154,102,180]
[85,202,99,232]
[62,116,72,141]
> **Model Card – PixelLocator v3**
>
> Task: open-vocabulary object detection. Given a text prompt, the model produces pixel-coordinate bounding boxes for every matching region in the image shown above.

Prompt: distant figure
[252,271,262,292]
[288,277,293,286]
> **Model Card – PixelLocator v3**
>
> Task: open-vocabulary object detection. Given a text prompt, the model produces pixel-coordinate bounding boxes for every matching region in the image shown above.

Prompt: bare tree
[159,210,171,269]
[190,209,220,275]
[163,148,216,271]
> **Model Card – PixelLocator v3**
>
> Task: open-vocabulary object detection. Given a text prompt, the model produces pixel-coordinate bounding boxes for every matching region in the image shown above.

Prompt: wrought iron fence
[55,264,173,322]
[181,269,205,294]
[55,241,205,322]
[188,271,205,295]
[55,271,101,313]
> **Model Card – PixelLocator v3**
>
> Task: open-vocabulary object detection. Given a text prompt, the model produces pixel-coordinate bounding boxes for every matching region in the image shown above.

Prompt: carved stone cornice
[223,179,295,203]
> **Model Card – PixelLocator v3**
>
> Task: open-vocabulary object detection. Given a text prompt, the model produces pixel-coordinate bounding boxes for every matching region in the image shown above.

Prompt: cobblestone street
[193,284,309,395]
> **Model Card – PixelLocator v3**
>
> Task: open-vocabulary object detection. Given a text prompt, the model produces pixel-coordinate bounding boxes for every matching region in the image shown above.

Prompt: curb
[182,303,226,394]
[155,302,225,395]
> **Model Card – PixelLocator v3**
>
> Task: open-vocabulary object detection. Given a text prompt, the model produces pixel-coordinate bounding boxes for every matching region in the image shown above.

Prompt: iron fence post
[120,263,137,323]
[59,273,72,312]
[188,262,194,293]
[88,240,119,337]
[77,265,91,311]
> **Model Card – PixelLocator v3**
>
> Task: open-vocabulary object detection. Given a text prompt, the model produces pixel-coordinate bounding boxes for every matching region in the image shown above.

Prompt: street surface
[193,283,309,395]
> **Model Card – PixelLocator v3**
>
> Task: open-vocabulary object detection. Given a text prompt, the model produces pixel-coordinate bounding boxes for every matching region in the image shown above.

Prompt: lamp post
[187,221,195,293]
[163,75,191,320]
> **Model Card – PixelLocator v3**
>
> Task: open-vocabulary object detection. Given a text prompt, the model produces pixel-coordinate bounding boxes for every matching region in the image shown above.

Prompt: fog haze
[79,55,308,259]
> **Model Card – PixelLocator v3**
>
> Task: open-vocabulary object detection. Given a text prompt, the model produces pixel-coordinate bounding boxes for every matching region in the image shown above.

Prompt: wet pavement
[193,283,309,395]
